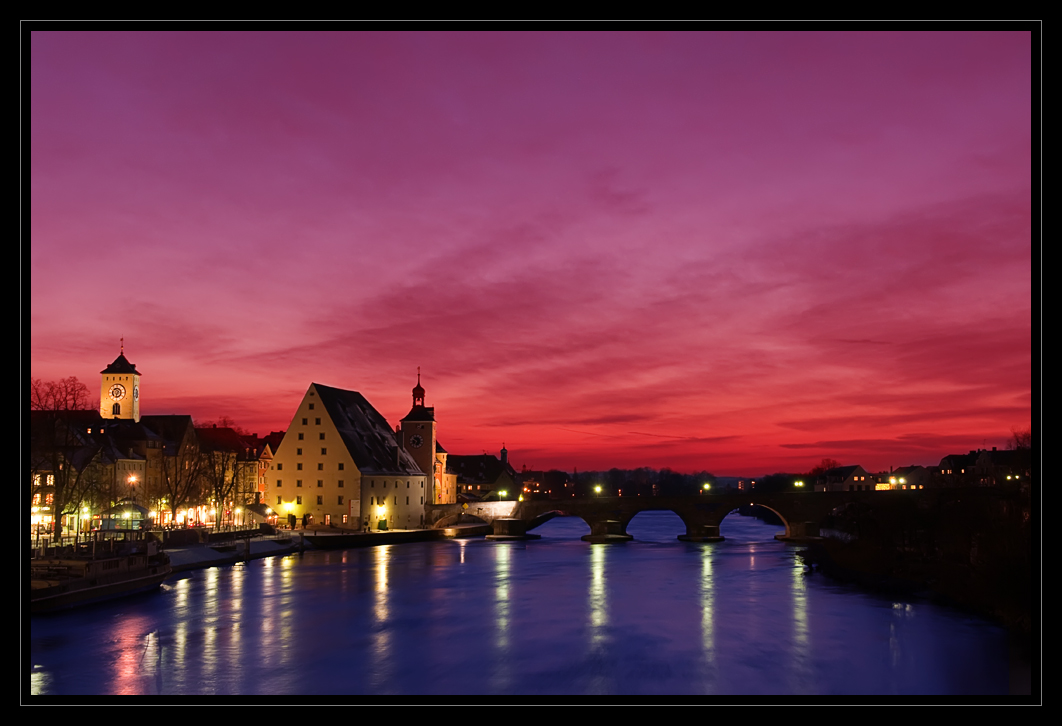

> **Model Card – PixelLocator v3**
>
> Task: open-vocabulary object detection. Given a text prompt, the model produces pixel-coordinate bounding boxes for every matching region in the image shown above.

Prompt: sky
[29,30,1034,477]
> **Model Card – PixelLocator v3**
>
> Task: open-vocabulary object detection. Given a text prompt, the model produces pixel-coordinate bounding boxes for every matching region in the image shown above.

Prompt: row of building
[31,351,529,536]
[807,452,1031,493]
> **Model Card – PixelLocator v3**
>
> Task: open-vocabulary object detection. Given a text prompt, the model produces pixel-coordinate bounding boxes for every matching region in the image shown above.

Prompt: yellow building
[270,382,431,530]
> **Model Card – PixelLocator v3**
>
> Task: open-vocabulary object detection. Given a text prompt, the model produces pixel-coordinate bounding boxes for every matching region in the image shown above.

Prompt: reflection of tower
[100,340,141,422]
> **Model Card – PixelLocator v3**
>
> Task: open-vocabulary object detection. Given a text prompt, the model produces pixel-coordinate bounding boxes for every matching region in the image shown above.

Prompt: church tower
[100,340,141,422]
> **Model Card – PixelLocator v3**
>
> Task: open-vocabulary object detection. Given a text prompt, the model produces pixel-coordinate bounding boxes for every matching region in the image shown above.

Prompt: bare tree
[160,433,205,526]
[31,377,92,412]
[29,377,97,544]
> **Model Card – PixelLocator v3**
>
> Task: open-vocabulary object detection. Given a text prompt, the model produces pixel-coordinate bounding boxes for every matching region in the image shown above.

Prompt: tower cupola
[412,366,425,407]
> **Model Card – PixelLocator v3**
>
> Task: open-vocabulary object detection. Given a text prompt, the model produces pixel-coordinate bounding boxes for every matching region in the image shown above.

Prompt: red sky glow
[29,30,1034,476]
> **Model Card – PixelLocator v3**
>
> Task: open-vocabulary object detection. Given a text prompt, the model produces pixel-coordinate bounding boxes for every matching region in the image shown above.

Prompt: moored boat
[30,535,171,614]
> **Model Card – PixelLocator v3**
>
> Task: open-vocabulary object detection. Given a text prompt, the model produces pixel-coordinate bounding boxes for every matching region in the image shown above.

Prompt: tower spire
[412,367,425,407]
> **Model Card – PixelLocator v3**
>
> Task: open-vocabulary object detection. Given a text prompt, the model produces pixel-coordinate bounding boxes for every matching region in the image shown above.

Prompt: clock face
[133,385,139,401]
[409,434,424,449]
[109,384,126,401]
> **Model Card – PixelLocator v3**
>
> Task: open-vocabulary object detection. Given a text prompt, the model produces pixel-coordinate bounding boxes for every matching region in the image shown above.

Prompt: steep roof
[313,383,423,475]
[101,353,141,375]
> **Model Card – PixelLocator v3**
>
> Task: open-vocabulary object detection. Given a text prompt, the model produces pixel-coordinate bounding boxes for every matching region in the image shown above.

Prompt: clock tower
[100,341,141,422]
[399,369,435,472]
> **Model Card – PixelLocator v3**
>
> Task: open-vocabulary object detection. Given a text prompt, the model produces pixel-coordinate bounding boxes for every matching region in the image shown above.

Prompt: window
[321,448,327,455]
[370,480,374,487]
[406,496,409,505]
[277,463,283,471]
[320,433,325,440]
[297,496,302,505]
[297,463,303,470]
[317,463,323,470]
[302,418,307,425]
[338,480,344,488]
[277,496,282,505]
[370,497,374,505]
[317,480,323,487]
[277,480,282,487]
[317,496,322,505]
[298,433,304,440]
[297,448,302,455]
[338,463,344,470]
[113,403,120,415]
[407,481,410,488]
[315,418,321,425]
[309,403,314,410]
[297,480,303,487]
[338,496,344,505]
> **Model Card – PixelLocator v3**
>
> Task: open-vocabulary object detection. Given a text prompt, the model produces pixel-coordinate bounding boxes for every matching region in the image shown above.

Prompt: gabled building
[815,465,871,492]
[938,451,980,486]
[270,382,429,530]
[447,446,518,498]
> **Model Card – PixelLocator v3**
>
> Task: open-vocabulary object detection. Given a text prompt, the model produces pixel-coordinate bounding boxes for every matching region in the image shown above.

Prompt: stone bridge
[430,491,888,543]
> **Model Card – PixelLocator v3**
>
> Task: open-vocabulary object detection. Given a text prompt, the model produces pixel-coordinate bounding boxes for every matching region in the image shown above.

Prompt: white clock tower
[100,341,141,422]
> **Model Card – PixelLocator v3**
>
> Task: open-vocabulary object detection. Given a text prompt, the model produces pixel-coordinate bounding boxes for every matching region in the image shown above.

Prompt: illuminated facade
[270,383,429,530]
[99,346,141,423]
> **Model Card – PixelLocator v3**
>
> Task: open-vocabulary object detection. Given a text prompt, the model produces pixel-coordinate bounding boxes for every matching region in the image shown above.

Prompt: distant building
[815,465,871,492]
[447,446,518,498]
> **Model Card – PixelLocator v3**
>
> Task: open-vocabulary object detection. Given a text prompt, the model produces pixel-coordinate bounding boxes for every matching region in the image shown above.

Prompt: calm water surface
[29,512,1011,696]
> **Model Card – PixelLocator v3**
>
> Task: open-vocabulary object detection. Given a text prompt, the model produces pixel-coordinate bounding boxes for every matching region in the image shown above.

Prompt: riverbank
[799,539,1032,646]
[165,524,491,572]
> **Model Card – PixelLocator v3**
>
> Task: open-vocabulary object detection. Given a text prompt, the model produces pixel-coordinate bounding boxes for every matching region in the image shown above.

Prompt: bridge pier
[678,523,724,542]
[775,521,822,543]
[486,518,541,541]
[581,519,633,544]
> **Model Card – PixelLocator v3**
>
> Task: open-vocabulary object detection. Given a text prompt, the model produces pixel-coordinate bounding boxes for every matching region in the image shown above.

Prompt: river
[29,511,1015,697]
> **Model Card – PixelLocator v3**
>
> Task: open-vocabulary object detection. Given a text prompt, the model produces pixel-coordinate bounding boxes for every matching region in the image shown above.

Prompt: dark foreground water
[29,512,1013,697]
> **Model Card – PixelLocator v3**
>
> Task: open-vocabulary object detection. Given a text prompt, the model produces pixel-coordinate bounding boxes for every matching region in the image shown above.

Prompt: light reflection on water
[29,512,1010,696]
